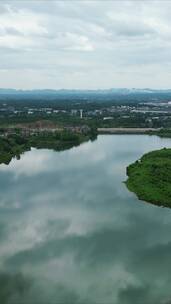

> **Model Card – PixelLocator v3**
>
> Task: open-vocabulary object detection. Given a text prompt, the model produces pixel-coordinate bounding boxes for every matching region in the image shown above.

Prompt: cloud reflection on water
[0,135,171,303]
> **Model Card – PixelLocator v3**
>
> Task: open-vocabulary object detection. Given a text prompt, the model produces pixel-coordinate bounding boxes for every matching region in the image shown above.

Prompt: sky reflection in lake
[0,135,171,304]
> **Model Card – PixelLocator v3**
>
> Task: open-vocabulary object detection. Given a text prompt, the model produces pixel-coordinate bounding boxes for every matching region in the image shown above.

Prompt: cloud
[0,5,47,36]
[107,12,156,38]
[60,32,94,52]
[0,1,171,89]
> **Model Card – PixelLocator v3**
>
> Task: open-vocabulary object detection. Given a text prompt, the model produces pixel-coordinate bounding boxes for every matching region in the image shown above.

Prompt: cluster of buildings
[0,101,171,130]
[0,105,85,119]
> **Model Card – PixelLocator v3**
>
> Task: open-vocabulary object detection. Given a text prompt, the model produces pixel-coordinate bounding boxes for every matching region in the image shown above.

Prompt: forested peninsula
[126,148,171,208]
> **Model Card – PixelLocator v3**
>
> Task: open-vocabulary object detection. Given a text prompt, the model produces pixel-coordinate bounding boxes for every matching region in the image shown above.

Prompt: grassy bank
[126,148,171,208]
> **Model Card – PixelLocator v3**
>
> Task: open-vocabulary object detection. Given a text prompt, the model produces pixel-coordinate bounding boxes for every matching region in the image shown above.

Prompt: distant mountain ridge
[1,88,171,105]
[0,88,171,95]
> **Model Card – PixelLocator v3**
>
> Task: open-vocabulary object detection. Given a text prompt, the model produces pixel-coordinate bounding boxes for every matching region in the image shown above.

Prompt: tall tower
[80,109,83,119]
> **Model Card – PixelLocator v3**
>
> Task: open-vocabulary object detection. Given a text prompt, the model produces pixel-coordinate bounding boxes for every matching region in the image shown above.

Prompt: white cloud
[0,35,34,49]
[0,1,171,89]
[0,5,47,36]
[60,32,94,51]
[0,5,48,50]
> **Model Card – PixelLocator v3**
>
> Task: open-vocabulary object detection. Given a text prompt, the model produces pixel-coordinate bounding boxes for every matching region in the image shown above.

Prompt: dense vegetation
[0,131,97,165]
[126,148,171,207]
[0,136,29,164]
[149,128,171,138]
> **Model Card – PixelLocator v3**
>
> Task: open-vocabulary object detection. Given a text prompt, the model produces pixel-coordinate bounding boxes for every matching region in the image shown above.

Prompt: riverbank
[126,148,171,208]
[98,127,161,134]
[0,130,97,165]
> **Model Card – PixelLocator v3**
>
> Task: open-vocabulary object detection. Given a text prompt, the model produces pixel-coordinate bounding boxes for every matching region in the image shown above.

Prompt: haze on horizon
[0,0,171,90]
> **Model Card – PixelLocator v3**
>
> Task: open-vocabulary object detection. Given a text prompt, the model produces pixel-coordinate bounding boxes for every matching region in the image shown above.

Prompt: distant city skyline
[0,1,171,89]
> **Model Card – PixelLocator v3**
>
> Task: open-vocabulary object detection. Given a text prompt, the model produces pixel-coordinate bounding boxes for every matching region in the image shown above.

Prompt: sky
[0,0,171,90]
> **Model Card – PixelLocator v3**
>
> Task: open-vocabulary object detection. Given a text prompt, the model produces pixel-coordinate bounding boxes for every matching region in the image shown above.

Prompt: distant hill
[0,88,171,105]
[1,88,171,95]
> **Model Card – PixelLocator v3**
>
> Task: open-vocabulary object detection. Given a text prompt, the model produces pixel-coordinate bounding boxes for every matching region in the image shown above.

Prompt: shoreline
[98,128,161,134]
[0,131,97,165]
[125,148,171,208]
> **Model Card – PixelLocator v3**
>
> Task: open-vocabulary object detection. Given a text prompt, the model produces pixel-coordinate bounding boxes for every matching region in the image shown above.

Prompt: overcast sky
[0,0,171,90]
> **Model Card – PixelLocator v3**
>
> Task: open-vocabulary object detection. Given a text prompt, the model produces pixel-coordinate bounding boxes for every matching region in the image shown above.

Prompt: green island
[0,127,97,165]
[126,148,171,208]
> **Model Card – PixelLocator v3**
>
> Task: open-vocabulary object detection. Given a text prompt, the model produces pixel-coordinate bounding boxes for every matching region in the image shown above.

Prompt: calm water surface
[0,135,171,304]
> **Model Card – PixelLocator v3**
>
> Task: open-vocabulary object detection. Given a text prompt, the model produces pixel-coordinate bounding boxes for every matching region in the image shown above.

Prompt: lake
[0,135,171,304]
